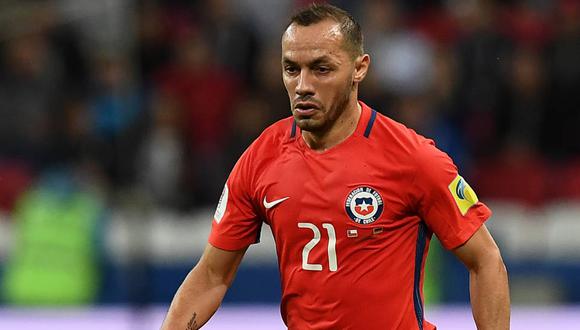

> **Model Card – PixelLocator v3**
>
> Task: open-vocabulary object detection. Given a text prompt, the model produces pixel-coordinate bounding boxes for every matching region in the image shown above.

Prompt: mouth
[294,102,319,116]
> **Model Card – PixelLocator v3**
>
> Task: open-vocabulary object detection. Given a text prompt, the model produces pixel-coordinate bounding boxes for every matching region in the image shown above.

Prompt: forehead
[282,20,349,61]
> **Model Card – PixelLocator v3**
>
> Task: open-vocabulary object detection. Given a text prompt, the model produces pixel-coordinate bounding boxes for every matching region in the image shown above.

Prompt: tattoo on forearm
[185,312,199,330]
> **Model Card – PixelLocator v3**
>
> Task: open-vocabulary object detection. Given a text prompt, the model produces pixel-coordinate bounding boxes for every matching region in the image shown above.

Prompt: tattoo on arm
[186,312,199,330]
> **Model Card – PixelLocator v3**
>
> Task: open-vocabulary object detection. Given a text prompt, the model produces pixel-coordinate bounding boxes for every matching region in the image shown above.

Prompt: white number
[297,223,322,271]
[322,223,338,271]
[297,222,338,272]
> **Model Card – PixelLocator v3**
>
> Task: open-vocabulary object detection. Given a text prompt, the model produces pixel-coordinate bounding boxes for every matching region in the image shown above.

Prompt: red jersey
[209,101,491,329]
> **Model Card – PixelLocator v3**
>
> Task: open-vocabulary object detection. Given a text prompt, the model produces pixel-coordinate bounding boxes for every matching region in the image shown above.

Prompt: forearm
[469,257,510,330]
[161,266,228,330]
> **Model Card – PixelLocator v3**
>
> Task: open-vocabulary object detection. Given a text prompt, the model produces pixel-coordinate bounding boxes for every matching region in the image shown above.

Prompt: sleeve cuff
[441,203,492,250]
[208,235,257,251]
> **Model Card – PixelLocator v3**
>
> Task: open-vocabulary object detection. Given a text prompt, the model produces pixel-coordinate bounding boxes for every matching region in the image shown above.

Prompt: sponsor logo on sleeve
[214,183,229,223]
[448,175,478,216]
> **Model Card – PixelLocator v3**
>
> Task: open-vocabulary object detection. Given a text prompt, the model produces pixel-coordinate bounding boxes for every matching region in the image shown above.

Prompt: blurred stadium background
[0,0,579,329]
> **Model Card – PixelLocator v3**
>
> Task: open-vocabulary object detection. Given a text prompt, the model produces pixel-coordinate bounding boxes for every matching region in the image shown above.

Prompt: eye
[315,66,331,74]
[284,66,299,75]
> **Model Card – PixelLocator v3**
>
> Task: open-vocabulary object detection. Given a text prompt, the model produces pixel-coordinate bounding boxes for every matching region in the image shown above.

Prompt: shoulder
[227,117,294,192]
[236,116,294,169]
[248,116,295,153]
[371,111,436,161]
[368,109,456,185]
[377,115,458,186]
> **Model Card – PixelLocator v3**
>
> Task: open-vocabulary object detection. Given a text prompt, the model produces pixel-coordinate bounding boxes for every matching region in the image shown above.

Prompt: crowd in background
[0,0,579,216]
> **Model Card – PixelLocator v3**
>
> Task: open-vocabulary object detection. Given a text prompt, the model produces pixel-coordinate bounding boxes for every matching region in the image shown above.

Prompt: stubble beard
[294,79,354,134]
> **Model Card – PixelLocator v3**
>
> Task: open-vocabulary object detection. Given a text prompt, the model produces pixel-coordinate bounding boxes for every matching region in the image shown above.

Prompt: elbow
[470,246,508,276]
[194,262,235,289]
[493,252,508,280]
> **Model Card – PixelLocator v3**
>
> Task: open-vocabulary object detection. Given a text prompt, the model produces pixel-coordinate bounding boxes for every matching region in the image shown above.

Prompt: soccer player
[161,4,510,330]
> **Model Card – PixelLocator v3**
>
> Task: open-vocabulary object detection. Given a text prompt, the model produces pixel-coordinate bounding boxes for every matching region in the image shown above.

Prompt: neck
[302,98,362,151]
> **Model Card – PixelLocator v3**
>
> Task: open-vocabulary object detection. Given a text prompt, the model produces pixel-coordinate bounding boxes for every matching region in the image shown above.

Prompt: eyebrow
[282,55,335,66]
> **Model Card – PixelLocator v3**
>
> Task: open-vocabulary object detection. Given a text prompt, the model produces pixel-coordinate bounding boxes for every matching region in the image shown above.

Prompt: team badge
[345,186,384,224]
[448,175,478,216]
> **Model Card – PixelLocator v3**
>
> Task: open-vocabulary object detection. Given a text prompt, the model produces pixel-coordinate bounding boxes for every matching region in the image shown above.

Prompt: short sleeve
[412,141,492,250]
[208,147,262,251]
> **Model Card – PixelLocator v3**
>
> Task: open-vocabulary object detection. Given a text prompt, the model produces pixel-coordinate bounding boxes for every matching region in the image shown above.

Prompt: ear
[353,54,370,83]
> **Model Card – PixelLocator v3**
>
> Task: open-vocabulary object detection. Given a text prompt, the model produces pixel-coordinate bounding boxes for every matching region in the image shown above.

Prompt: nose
[296,70,314,97]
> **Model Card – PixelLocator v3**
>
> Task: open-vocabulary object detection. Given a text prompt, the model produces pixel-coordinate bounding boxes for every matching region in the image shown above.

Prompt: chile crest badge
[345,186,384,224]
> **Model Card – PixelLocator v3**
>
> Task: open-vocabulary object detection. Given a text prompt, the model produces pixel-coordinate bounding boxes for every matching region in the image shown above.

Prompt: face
[281,20,367,133]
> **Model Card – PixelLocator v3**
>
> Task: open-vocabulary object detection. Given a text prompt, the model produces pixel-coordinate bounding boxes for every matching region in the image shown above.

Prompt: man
[162,4,510,330]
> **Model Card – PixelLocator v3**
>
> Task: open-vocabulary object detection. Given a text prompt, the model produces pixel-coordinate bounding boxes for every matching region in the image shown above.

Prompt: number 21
[297,222,338,272]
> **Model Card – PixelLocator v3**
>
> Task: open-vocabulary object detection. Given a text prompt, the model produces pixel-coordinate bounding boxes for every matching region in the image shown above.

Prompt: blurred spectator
[52,96,93,164]
[361,0,408,98]
[543,0,580,158]
[0,30,61,168]
[408,3,459,46]
[374,31,435,96]
[0,162,34,213]
[500,0,553,48]
[473,150,550,206]
[360,0,435,114]
[226,91,272,167]
[496,46,546,156]
[196,0,261,85]
[56,0,134,56]
[452,0,511,159]
[88,55,145,189]
[135,1,173,80]
[1,166,105,305]
[155,32,240,206]
[138,92,186,209]
[232,0,293,42]
[254,45,290,121]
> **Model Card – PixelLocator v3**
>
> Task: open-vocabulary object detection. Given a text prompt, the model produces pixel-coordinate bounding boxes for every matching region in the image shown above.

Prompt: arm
[161,243,247,330]
[452,224,510,330]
